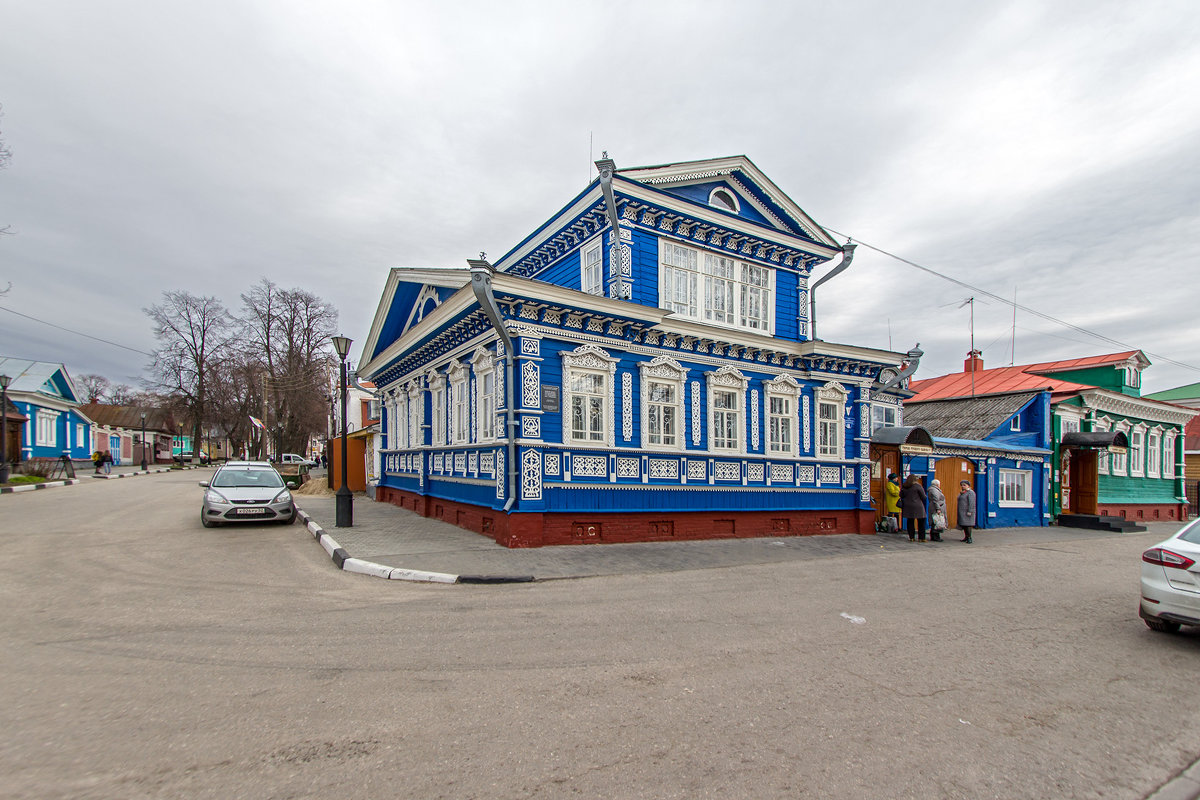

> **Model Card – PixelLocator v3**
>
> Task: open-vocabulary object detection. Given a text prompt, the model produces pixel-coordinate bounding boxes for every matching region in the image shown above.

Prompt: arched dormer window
[708,187,740,213]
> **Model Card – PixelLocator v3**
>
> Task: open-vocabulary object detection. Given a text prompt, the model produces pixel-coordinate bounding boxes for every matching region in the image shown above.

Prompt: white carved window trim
[581,238,603,296]
[658,239,775,335]
[998,469,1034,507]
[560,344,617,448]
[427,370,446,446]
[639,356,686,453]
[706,365,748,455]
[36,409,58,447]
[1094,418,1109,474]
[471,348,496,443]
[1130,423,1146,477]
[448,361,470,445]
[766,375,800,458]
[1111,421,1129,475]
[1147,428,1162,478]
[1164,432,1176,478]
[406,381,422,448]
[816,382,847,460]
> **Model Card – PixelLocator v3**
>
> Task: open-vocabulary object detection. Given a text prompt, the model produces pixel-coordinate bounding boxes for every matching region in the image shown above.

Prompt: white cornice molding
[1079,389,1198,426]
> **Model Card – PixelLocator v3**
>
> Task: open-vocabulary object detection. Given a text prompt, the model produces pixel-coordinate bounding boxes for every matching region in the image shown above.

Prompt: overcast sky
[1,0,1198,395]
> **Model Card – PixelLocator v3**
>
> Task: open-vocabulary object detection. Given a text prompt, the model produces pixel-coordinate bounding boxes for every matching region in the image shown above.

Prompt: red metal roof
[908,351,1140,402]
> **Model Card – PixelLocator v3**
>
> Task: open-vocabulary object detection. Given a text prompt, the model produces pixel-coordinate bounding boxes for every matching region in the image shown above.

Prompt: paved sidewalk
[294,493,1185,582]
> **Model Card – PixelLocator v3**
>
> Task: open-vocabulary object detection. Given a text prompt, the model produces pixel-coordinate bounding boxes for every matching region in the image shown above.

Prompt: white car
[276,453,314,466]
[1140,518,1200,633]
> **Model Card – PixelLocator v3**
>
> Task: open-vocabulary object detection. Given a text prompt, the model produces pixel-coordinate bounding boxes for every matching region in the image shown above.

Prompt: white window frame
[1147,429,1162,478]
[560,344,617,448]
[76,423,86,448]
[427,370,446,446]
[998,469,1034,507]
[766,375,801,458]
[816,382,847,460]
[708,186,740,213]
[471,349,496,442]
[1010,416,1021,432]
[448,361,470,445]
[1130,424,1146,477]
[1110,422,1128,475]
[406,381,422,448]
[581,239,603,296]
[706,366,748,455]
[639,356,686,452]
[1094,418,1109,475]
[36,409,58,447]
[658,239,775,335]
[1164,432,1177,478]
[871,403,898,433]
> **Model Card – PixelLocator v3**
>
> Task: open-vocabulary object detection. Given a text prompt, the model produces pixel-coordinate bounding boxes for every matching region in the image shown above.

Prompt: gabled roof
[358,267,473,366]
[903,390,1043,440]
[0,357,82,404]
[1146,381,1200,403]
[908,351,1144,402]
[619,155,839,247]
[81,403,178,433]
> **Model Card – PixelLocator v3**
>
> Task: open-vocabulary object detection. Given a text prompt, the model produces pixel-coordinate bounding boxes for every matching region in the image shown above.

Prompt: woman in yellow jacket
[884,473,901,530]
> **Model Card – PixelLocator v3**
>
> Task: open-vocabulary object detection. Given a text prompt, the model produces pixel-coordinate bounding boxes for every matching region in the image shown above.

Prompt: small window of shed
[708,187,739,212]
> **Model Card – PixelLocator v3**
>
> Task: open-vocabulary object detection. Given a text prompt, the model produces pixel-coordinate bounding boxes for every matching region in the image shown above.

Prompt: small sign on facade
[541,386,559,412]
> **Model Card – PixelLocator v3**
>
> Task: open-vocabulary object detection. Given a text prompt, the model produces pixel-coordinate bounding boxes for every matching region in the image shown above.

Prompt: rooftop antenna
[959,296,977,396]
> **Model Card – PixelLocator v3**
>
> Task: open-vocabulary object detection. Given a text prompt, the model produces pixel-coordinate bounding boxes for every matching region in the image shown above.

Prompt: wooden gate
[936,457,976,529]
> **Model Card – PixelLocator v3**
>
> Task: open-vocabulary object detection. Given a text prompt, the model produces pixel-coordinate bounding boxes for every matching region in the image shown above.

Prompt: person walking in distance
[957,480,977,543]
[900,474,928,542]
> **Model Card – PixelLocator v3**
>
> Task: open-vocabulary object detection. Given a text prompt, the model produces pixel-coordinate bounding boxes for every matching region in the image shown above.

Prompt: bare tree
[144,291,235,459]
[76,373,111,403]
[241,279,338,456]
[107,384,141,405]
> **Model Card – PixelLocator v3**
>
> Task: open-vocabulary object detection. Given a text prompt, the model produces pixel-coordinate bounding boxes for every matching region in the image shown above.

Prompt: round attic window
[708,187,739,212]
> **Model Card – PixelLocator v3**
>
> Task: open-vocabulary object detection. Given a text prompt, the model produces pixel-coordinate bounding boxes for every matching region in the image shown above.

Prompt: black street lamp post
[140,412,148,471]
[0,374,11,484]
[332,334,353,528]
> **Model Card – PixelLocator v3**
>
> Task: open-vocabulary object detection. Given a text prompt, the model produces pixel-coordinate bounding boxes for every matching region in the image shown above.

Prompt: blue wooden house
[358,156,912,547]
[0,358,93,463]
[899,389,1053,528]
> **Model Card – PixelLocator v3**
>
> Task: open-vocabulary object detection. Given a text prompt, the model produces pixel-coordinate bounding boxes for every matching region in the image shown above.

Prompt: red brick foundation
[1099,503,1186,523]
[375,487,875,548]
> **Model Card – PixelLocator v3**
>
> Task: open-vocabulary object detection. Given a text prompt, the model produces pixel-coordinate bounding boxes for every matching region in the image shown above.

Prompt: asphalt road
[2,470,1199,799]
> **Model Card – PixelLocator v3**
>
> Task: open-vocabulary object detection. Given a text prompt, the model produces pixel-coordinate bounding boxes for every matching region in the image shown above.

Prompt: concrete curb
[91,467,177,479]
[0,478,83,495]
[1147,755,1200,800]
[293,507,533,584]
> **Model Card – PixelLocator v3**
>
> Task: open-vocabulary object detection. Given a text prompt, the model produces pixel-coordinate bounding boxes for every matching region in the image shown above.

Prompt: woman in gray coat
[957,480,977,543]
[927,479,946,542]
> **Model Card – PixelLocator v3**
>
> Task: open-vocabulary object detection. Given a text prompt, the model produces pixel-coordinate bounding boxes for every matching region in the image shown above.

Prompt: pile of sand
[293,478,335,497]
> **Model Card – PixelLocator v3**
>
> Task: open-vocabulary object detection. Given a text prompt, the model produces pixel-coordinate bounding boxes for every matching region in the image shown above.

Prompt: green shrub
[8,475,46,485]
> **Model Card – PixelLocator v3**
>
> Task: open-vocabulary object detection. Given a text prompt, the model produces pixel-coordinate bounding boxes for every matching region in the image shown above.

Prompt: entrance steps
[1056,513,1147,533]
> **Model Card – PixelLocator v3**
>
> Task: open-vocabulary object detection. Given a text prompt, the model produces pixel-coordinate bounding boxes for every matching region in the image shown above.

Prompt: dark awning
[871,425,935,453]
[1061,430,1129,450]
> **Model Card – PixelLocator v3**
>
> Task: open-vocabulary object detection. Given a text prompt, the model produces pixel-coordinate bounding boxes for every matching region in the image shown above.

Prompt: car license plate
[234,508,266,516]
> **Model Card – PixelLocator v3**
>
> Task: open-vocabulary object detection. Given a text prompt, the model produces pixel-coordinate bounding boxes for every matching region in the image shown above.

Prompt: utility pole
[261,373,269,461]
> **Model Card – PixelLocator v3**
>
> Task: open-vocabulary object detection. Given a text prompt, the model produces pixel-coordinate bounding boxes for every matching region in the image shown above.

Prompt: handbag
[932,511,947,531]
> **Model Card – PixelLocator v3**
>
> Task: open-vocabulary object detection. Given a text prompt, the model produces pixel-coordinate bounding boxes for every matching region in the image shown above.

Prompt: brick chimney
[964,350,984,373]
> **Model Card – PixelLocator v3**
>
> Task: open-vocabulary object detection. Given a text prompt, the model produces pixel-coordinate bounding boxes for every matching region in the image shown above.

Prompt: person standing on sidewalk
[900,474,928,542]
[884,473,901,531]
[957,480,977,543]
[101,449,113,475]
[927,478,946,542]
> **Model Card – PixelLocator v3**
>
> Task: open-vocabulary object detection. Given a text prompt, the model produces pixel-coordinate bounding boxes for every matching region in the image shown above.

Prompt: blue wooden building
[358,156,911,546]
[0,358,93,463]
[899,389,1053,528]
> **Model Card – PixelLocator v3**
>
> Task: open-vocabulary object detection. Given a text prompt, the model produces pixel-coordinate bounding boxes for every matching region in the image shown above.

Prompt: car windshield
[212,468,285,489]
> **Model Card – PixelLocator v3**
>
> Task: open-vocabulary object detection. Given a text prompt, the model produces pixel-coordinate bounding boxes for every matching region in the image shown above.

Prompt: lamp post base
[0,465,9,484]
[335,487,354,528]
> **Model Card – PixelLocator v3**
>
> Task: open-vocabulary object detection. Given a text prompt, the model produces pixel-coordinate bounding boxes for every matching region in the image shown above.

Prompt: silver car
[200,461,296,527]
[1140,518,1200,633]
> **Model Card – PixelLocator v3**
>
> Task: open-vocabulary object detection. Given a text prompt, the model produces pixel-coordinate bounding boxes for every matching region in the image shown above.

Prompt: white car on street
[1140,518,1200,633]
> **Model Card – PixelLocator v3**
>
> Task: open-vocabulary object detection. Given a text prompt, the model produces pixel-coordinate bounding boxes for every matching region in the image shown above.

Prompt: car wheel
[1144,617,1181,634]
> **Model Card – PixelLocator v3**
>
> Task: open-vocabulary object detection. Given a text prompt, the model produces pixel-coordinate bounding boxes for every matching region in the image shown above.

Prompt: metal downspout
[808,241,856,340]
[594,156,626,300]
[468,259,518,512]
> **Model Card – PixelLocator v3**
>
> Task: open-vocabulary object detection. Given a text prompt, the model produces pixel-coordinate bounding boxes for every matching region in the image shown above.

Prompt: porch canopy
[871,425,934,454]
[1061,430,1129,450]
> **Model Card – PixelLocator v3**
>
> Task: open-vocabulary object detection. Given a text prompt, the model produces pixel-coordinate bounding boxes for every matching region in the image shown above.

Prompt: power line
[0,304,154,357]
[825,230,1200,375]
